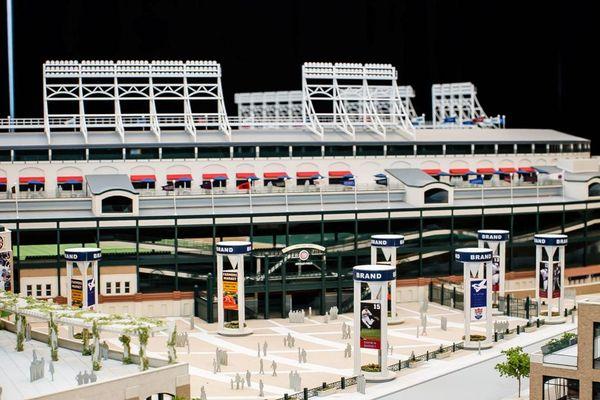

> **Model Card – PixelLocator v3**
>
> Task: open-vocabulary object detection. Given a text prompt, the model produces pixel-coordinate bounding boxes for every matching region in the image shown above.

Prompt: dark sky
[0,0,596,150]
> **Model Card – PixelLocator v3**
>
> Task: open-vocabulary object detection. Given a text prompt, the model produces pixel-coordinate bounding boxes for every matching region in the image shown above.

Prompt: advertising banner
[470,279,487,322]
[0,230,13,292]
[71,279,83,308]
[539,262,548,298]
[359,301,381,349]
[87,278,96,308]
[552,262,561,299]
[492,255,500,292]
[222,270,239,311]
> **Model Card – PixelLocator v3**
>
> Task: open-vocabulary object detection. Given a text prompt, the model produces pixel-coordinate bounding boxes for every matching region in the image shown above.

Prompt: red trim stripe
[0,177,7,184]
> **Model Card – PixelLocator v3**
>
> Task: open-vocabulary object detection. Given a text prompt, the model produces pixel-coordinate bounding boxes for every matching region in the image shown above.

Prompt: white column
[238,256,246,329]
[353,281,361,375]
[217,253,224,332]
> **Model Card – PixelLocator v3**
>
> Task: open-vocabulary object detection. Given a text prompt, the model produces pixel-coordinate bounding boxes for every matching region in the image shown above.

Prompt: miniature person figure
[25,323,31,342]
[82,371,89,384]
[213,358,218,374]
[263,341,268,356]
[259,358,264,375]
[246,369,251,387]
[290,336,295,347]
[288,370,293,388]
[421,312,428,336]
[259,379,265,397]
[200,386,207,400]
[298,347,302,363]
[49,360,55,381]
[271,360,278,376]
[230,378,234,390]
[235,373,242,390]
[302,348,307,363]
[283,336,287,347]
[190,315,195,330]
[76,371,83,386]
[90,371,97,383]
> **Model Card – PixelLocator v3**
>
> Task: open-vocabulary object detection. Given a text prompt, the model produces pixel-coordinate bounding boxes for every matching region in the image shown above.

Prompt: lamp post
[282,175,291,212]
[6,0,15,119]
[210,178,215,214]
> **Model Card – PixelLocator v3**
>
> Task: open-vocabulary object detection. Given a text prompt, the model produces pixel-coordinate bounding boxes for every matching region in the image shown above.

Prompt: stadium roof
[86,174,138,195]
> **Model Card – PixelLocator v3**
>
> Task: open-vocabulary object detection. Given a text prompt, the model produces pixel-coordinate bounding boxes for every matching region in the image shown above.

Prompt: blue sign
[371,235,405,248]
[534,235,568,246]
[353,266,396,282]
[470,279,487,321]
[64,248,102,262]
[477,230,510,242]
[455,248,493,263]
[216,242,252,255]
[87,278,96,308]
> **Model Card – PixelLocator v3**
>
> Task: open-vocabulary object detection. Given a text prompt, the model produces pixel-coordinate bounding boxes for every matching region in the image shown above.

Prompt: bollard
[440,284,445,306]
[340,377,346,390]
[536,318,540,328]
[398,360,402,371]
[304,387,309,399]
[284,394,289,400]
[494,331,498,342]
[452,342,456,352]
[516,325,520,335]
[426,351,429,361]
[525,297,530,320]
[564,308,568,317]
[322,382,327,390]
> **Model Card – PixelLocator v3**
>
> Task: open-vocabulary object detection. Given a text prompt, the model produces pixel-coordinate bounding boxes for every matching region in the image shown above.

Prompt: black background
[0,0,596,152]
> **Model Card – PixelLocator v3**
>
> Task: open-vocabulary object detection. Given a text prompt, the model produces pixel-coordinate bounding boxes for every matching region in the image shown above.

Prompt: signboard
[222,270,239,311]
[552,262,561,298]
[539,262,549,298]
[71,279,83,308]
[0,230,13,292]
[87,278,96,308]
[492,255,500,292]
[470,279,487,322]
[359,301,381,349]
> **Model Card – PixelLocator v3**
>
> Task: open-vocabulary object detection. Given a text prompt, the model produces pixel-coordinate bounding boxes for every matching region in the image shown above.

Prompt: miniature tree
[48,312,59,361]
[495,346,530,398]
[119,334,132,364]
[15,314,26,351]
[138,327,150,371]
[91,319,102,371]
[81,328,91,355]
[167,324,177,364]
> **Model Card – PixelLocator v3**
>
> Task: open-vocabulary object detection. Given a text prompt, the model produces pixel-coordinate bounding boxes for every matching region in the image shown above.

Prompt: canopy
[236,172,258,179]
[328,170,352,178]
[264,172,290,179]
[518,167,535,173]
[57,176,83,184]
[296,171,320,178]
[130,174,156,183]
[19,176,45,185]
[167,174,193,182]
[476,168,496,175]
[449,169,474,176]
[499,167,517,174]
[0,177,6,186]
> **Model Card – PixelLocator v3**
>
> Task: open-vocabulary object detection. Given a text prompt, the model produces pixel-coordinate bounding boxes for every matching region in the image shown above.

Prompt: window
[115,281,121,294]
[424,188,448,204]
[197,146,230,159]
[534,143,548,154]
[387,145,414,156]
[259,146,289,158]
[517,144,532,154]
[498,144,515,154]
[590,183,600,198]
[0,149,10,161]
[543,376,579,400]
[26,284,32,296]
[233,146,256,158]
[45,284,52,297]
[89,148,122,160]
[102,196,133,213]
[594,322,600,368]
[52,148,86,161]
[124,281,130,294]
[292,146,322,157]
[126,147,159,160]
[593,382,600,400]
[474,144,495,154]
[58,182,83,192]
[162,147,195,159]
[416,145,443,156]
[14,149,49,161]
[132,181,156,190]
[324,145,353,157]
[106,282,112,294]
[36,284,42,297]
[445,144,471,155]
[549,144,561,153]
[562,143,574,153]
[356,145,384,156]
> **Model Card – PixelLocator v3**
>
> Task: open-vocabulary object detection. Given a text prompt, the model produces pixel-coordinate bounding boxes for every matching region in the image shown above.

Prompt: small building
[529,299,600,400]
[386,168,453,207]
[86,174,139,216]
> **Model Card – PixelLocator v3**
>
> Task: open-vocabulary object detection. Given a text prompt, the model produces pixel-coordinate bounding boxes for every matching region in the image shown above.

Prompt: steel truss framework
[234,91,303,127]
[301,62,414,139]
[43,60,231,142]
[431,82,504,128]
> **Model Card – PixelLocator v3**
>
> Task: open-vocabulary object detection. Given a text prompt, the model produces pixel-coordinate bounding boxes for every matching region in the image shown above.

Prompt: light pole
[210,178,215,214]
[282,175,291,212]
[312,174,325,211]
[6,0,15,118]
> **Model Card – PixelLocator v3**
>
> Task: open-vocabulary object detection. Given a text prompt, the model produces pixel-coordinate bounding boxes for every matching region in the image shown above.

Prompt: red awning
[499,167,517,174]
[236,172,257,179]
[0,177,7,184]
[476,168,496,175]
[264,172,288,179]
[130,175,156,182]
[57,176,83,183]
[422,169,441,176]
[203,173,228,180]
[449,168,471,175]
[328,170,352,177]
[519,167,535,173]
[167,174,193,181]
[296,171,320,178]
[19,176,45,184]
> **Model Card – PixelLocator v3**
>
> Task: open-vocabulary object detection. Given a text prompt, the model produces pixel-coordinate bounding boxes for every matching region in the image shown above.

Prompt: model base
[217,327,254,337]
[462,341,493,350]
[363,371,396,383]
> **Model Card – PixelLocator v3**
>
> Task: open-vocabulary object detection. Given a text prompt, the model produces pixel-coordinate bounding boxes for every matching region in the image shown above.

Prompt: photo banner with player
[222,270,239,311]
[539,262,548,298]
[71,279,83,308]
[470,279,487,322]
[87,277,96,308]
[492,255,500,292]
[360,301,381,349]
[0,230,13,292]
[552,261,561,298]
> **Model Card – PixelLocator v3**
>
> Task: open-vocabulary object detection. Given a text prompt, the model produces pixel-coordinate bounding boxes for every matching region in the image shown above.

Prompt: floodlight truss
[431,82,504,128]
[234,91,303,128]
[301,62,414,139]
[43,60,231,143]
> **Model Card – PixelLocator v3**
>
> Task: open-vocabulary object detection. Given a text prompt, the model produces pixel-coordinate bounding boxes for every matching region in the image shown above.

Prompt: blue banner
[87,278,96,308]
[470,279,487,321]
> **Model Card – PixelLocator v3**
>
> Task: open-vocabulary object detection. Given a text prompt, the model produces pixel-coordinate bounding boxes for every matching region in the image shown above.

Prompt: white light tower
[455,248,494,349]
[353,264,396,382]
[64,248,101,310]
[370,234,405,324]
[216,241,253,336]
[477,229,510,314]
[534,234,568,324]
